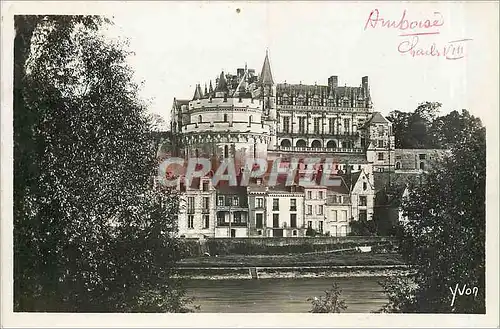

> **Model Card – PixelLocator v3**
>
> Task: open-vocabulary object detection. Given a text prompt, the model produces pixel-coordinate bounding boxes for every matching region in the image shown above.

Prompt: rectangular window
[329,118,335,134]
[273,214,279,228]
[187,197,195,214]
[318,205,324,215]
[378,152,384,161]
[318,191,324,199]
[217,196,224,206]
[233,196,239,206]
[307,221,313,228]
[378,125,384,136]
[361,138,366,148]
[256,197,263,208]
[224,195,232,206]
[332,210,337,222]
[363,182,367,190]
[234,212,242,223]
[299,117,306,133]
[290,214,297,228]
[341,210,348,222]
[314,117,321,134]
[188,215,194,229]
[283,116,290,133]
[256,213,263,228]
[359,210,367,221]
[203,215,210,228]
[419,154,426,160]
[378,140,384,148]
[307,191,312,199]
[307,205,313,215]
[203,197,210,210]
[360,196,367,206]
[273,198,279,211]
[319,221,324,232]
[217,212,225,225]
[290,198,297,211]
[344,119,350,133]
[202,181,209,191]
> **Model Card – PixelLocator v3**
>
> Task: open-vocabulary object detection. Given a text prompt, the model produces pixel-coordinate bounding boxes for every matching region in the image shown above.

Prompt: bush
[307,282,347,313]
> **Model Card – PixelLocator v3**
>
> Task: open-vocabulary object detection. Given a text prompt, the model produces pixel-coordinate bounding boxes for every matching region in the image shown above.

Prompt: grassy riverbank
[179,252,405,268]
[177,252,410,279]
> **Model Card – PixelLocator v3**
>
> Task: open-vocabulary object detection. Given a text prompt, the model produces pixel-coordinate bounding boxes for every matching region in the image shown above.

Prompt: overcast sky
[103,2,498,127]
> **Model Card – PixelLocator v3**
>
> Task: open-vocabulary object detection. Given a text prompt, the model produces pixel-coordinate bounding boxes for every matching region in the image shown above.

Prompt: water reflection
[185,276,388,313]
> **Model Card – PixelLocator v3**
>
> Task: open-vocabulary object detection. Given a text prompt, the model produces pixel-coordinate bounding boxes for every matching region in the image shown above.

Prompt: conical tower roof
[259,51,274,86]
[215,71,229,93]
[192,84,202,100]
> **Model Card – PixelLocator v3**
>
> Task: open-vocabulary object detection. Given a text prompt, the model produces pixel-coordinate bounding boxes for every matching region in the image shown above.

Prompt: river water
[185,276,388,313]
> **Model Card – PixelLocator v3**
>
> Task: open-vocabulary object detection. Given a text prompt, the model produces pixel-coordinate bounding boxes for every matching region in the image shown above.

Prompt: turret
[214,71,229,98]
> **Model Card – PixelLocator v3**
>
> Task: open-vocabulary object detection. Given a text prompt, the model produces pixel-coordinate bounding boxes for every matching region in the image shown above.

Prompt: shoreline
[176,266,413,280]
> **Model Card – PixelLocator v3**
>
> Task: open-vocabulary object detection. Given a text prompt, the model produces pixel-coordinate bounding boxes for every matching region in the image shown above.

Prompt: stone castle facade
[168,52,445,238]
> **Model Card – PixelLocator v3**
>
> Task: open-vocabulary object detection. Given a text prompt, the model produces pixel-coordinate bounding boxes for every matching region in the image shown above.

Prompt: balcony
[326,199,351,206]
[276,146,364,154]
[277,131,360,138]
[216,221,248,227]
[183,121,270,135]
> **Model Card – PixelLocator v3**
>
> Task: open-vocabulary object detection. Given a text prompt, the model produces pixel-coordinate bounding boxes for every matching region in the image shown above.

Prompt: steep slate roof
[173,98,190,107]
[275,83,366,100]
[259,51,274,85]
[192,84,203,100]
[215,71,229,93]
[366,112,389,124]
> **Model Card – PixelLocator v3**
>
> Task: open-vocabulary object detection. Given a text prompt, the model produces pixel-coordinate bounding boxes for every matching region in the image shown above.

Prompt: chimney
[237,68,244,79]
[362,76,369,92]
[328,76,338,88]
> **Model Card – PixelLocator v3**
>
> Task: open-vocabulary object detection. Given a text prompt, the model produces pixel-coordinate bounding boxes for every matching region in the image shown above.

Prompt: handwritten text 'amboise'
[364,9,472,60]
[157,157,343,187]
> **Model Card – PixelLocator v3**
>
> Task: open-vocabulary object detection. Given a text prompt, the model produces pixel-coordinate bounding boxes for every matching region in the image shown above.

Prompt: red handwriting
[365,9,444,35]
[398,36,473,60]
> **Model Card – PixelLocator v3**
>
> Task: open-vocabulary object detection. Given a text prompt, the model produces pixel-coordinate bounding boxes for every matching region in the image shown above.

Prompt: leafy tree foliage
[380,112,486,313]
[14,15,196,312]
[307,282,348,313]
[387,102,483,150]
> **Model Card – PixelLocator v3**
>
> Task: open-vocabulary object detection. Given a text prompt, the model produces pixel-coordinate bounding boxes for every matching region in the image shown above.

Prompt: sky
[103,2,498,128]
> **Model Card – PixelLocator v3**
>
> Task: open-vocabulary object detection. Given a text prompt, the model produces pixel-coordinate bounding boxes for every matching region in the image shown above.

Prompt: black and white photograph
[1,1,498,327]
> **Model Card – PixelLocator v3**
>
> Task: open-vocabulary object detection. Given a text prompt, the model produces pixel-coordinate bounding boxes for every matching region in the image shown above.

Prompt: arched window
[396,162,401,170]
[224,145,229,158]
[419,161,425,170]
[311,140,322,148]
[280,139,291,147]
[198,115,202,123]
[296,139,307,147]
[326,140,336,149]
[248,115,252,127]
[223,114,228,122]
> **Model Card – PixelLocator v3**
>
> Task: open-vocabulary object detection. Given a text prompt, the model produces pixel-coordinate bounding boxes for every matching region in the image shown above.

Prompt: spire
[259,50,274,86]
[215,71,229,93]
[192,84,202,100]
[209,80,213,94]
[204,83,208,96]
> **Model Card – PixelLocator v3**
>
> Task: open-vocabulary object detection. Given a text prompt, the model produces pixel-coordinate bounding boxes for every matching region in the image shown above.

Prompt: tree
[387,102,442,149]
[307,282,348,313]
[14,15,196,312]
[380,113,486,313]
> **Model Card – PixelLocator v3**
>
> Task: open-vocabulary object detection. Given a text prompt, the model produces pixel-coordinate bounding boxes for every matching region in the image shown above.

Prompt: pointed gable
[367,112,389,124]
[259,51,274,86]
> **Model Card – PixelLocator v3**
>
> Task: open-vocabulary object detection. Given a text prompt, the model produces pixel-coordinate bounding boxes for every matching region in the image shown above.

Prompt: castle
[168,52,445,238]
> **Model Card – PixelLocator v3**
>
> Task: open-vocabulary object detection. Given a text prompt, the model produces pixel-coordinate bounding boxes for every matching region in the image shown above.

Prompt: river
[185,276,388,313]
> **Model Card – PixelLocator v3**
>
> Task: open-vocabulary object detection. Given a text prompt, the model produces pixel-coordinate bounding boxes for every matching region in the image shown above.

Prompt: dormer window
[198,115,202,123]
